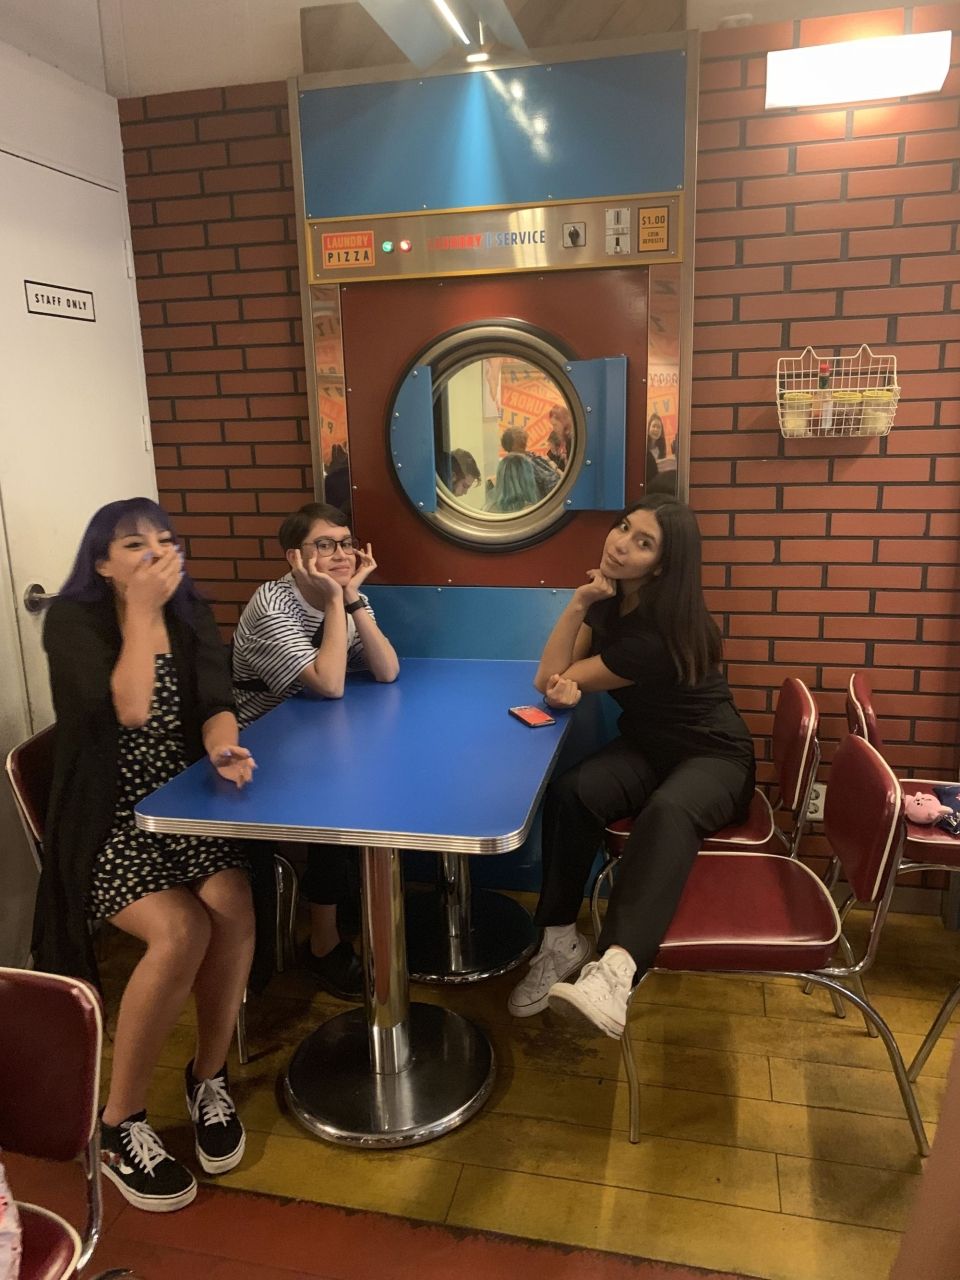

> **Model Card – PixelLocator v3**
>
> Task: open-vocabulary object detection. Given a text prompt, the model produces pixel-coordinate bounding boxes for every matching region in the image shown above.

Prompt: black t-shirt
[586,598,755,777]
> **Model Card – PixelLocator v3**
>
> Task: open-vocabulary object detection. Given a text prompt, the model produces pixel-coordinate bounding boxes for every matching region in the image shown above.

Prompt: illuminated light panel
[466,51,490,63]
[398,238,413,253]
[765,31,952,109]
[430,0,471,46]
[382,240,395,253]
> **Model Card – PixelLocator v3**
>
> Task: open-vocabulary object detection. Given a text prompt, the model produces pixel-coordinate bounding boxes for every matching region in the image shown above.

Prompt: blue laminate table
[136,657,570,1147]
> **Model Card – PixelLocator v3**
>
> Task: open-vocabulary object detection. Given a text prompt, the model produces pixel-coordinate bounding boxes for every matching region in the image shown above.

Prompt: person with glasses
[232,501,399,998]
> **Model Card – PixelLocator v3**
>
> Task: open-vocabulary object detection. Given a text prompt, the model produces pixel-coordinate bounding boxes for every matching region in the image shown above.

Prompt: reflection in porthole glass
[435,357,573,518]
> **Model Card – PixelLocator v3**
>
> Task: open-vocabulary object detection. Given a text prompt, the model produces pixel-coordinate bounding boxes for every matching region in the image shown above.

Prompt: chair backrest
[771,677,820,816]
[5,723,56,849]
[0,967,102,1161]
[824,734,903,905]
[846,672,886,756]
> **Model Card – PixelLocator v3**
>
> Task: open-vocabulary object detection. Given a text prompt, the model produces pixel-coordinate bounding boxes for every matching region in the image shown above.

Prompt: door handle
[23,583,56,614]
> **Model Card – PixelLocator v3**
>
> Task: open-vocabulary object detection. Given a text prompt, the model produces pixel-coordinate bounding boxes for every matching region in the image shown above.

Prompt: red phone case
[509,705,556,727]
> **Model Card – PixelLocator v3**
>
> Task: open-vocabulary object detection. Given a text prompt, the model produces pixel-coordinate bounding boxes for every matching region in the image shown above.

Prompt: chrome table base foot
[284,1003,495,1147]
[405,887,537,983]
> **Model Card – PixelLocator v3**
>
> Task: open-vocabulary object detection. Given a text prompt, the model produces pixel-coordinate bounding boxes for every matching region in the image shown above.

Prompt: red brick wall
[119,82,312,628]
[120,7,960,811]
[694,3,960,822]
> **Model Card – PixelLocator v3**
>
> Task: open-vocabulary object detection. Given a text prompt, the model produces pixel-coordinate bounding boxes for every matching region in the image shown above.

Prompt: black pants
[534,738,754,974]
[302,843,359,907]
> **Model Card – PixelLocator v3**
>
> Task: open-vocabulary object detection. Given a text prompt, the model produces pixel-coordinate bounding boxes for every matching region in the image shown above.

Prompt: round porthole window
[390,323,585,549]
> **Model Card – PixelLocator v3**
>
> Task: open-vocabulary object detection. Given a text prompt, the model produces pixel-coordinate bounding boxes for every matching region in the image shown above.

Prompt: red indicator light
[398,238,413,253]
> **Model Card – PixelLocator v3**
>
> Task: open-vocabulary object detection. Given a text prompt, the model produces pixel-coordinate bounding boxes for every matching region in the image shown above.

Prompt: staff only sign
[25,280,96,321]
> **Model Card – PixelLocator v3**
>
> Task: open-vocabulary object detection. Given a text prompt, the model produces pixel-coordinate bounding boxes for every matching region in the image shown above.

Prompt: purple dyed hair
[58,497,200,620]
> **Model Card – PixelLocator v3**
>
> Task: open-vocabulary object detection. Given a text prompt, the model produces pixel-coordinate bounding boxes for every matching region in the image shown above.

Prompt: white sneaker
[547,949,636,1039]
[508,932,592,1017]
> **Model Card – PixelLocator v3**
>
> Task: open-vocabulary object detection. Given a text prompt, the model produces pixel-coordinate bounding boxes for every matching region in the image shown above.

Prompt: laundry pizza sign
[320,231,375,268]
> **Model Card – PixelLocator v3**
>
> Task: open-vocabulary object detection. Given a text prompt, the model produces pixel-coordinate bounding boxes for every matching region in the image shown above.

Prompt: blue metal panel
[363,585,571,659]
[299,52,686,218]
[390,364,436,512]
[566,357,627,511]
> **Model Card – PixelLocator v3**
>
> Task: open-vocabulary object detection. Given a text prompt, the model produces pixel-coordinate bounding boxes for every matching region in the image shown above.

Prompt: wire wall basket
[776,344,899,439]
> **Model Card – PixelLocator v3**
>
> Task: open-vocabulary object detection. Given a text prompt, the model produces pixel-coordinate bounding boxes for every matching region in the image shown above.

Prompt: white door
[0,149,156,963]
[0,149,156,728]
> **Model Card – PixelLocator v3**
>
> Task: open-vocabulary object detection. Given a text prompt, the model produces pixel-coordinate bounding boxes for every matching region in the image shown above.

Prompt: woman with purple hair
[33,498,255,1214]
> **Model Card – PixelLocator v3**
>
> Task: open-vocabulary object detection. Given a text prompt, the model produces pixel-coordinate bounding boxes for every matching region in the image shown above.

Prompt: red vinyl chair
[613,733,928,1156]
[6,725,296,1067]
[0,967,135,1279]
[847,672,960,1080]
[593,677,820,939]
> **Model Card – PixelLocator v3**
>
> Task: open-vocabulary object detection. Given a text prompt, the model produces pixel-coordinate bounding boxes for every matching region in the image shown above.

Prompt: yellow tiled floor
[98,903,960,1280]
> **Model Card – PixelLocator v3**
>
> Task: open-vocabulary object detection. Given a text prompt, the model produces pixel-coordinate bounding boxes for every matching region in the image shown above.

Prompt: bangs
[111,499,172,542]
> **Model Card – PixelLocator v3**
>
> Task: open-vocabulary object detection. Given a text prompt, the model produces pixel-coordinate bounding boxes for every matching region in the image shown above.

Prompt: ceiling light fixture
[466,51,490,62]
[765,30,952,109]
[431,0,472,46]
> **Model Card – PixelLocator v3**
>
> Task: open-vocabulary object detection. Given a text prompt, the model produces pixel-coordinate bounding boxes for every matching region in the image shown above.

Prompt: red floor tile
[6,1159,749,1280]
[106,1185,749,1280]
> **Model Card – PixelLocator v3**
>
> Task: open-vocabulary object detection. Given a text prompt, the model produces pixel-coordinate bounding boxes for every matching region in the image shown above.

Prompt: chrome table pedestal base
[406,882,537,983]
[284,1002,494,1147]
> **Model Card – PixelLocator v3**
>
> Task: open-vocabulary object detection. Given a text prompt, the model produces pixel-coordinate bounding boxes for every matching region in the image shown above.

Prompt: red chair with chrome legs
[592,677,820,938]
[0,967,136,1279]
[847,671,960,1081]
[614,734,928,1156]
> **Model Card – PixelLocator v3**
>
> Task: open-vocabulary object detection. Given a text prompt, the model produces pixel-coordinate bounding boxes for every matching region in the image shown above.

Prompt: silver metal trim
[296,32,690,93]
[677,28,699,503]
[136,816,528,854]
[288,77,329,505]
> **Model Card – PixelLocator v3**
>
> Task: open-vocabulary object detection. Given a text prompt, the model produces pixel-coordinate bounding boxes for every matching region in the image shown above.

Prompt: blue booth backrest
[363,586,618,890]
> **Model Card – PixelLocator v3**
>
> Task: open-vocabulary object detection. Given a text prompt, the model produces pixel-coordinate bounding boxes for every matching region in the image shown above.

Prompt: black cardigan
[32,594,237,984]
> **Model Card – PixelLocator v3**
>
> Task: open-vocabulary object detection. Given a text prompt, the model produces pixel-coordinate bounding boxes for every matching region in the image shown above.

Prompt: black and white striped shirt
[232,574,372,727]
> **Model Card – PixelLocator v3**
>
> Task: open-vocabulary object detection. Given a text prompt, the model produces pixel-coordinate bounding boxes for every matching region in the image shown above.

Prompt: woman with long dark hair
[508,494,755,1036]
[34,498,255,1213]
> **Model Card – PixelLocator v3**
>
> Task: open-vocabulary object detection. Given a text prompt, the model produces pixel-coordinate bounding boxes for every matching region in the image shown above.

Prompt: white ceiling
[0,0,916,99]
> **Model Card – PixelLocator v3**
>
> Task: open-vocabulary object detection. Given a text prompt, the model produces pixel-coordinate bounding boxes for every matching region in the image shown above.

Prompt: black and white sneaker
[100,1111,197,1213]
[185,1060,245,1175]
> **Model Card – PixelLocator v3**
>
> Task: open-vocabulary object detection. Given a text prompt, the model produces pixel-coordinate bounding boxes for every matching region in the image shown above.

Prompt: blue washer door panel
[390,364,436,512]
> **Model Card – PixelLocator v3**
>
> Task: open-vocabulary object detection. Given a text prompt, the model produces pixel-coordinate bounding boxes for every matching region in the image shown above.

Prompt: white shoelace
[190,1074,235,1128]
[121,1119,171,1176]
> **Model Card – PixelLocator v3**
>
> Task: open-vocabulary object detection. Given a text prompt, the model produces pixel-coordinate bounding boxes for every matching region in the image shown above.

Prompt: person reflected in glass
[232,502,399,1002]
[439,447,481,499]
[507,495,755,1038]
[646,412,678,496]
[487,427,559,513]
[34,498,255,1212]
[547,404,574,471]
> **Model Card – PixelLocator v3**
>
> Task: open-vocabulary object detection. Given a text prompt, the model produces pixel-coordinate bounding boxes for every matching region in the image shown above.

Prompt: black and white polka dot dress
[87,653,248,922]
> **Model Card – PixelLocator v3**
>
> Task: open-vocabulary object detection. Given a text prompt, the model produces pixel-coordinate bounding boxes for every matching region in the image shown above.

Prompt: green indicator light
[382,240,395,253]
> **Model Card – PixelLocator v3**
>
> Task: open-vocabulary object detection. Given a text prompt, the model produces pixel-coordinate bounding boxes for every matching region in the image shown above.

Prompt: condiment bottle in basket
[817,359,833,431]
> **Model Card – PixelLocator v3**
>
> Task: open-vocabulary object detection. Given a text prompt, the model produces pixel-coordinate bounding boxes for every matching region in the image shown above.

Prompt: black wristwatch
[344,598,365,614]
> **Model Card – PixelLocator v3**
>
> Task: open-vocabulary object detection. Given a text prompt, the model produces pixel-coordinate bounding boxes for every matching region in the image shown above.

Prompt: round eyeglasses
[303,536,361,555]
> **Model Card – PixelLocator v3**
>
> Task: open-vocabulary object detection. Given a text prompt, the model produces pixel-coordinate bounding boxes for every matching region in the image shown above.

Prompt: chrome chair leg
[807,974,929,1157]
[273,852,299,973]
[590,858,616,941]
[908,978,960,1082]
[620,987,642,1145]
[836,933,877,1038]
[235,987,249,1066]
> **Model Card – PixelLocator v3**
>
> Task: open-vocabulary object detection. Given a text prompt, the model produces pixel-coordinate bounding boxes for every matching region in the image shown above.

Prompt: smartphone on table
[508,705,556,728]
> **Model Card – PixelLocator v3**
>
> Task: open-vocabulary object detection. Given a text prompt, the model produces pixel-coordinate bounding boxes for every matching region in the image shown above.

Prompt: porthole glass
[394,323,585,549]
[436,356,573,517]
